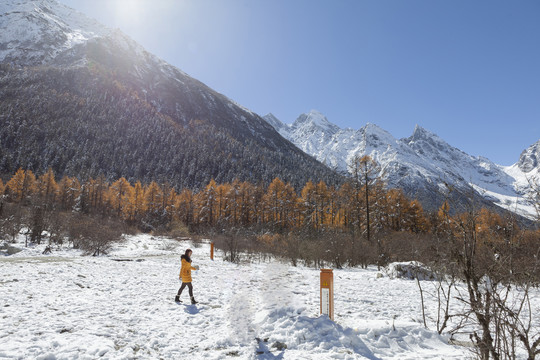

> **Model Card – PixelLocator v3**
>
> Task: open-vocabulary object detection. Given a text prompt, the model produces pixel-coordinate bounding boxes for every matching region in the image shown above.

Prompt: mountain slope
[0,0,341,189]
[265,111,540,217]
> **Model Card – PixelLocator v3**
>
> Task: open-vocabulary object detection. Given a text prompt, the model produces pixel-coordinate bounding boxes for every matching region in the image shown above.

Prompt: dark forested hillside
[0,0,342,190]
[0,62,341,189]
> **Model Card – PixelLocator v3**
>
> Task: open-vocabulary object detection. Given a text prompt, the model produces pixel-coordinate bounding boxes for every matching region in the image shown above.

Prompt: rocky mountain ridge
[264,111,540,218]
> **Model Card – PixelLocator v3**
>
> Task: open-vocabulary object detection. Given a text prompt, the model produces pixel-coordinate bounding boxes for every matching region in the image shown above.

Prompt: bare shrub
[319,230,351,269]
[0,202,24,242]
[155,219,190,239]
[213,232,241,263]
[45,210,70,245]
[67,214,122,256]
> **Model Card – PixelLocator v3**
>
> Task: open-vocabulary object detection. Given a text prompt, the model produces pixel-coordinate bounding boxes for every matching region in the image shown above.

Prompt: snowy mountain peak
[408,124,442,143]
[363,122,385,132]
[404,124,463,160]
[292,110,339,133]
[0,0,110,66]
[263,110,538,218]
[362,122,393,137]
[411,124,428,137]
[262,113,286,132]
[360,122,398,148]
[305,109,329,123]
[517,139,540,173]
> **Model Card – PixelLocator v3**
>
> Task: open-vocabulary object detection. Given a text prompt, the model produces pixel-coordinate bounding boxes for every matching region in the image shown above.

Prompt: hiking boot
[175,296,181,303]
[191,296,198,304]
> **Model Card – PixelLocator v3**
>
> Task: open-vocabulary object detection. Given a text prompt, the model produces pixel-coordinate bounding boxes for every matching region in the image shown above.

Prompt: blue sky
[60,0,540,166]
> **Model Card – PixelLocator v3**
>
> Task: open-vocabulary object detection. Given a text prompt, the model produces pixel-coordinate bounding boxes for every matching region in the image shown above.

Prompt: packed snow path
[1,235,468,359]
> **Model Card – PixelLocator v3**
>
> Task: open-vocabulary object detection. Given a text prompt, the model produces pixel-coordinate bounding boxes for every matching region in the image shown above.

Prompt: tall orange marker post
[210,242,214,261]
[320,269,334,320]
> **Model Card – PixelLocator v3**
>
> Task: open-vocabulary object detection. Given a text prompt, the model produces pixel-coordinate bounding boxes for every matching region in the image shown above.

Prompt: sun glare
[109,0,189,32]
[112,0,145,28]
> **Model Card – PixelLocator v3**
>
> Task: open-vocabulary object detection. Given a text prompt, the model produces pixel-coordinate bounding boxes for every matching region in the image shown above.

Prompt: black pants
[177,282,193,298]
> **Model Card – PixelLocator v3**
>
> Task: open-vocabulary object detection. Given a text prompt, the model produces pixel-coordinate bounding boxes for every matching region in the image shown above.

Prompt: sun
[112,0,145,28]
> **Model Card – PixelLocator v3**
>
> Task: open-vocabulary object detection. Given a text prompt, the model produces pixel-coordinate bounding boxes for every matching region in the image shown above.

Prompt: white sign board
[321,288,330,316]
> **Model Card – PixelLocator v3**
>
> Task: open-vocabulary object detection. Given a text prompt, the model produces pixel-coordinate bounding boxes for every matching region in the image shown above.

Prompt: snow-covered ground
[0,234,519,359]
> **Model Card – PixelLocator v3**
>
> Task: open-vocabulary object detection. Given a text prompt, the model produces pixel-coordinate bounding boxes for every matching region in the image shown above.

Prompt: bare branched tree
[0,202,24,243]
[348,154,383,268]
[67,214,122,256]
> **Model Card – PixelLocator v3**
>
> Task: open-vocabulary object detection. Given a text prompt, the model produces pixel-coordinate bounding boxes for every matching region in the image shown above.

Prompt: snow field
[2,235,477,359]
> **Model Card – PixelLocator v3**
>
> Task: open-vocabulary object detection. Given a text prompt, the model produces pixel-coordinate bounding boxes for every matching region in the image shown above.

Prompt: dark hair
[182,248,192,263]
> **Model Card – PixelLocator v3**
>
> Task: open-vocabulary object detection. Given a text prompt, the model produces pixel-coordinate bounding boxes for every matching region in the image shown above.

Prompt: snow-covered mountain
[0,0,108,66]
[0,0,341,189]
[264,111,540,218]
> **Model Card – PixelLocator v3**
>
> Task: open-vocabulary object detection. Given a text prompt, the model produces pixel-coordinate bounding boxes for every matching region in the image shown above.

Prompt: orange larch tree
[225,179,242,226]
[37,168,59,205]
[300,180,317,228]
[109,177,133,218]
[314,180,330,228]
[237,180,256,227]
[336,182,354,229]
[326,185,339,227]
[144,181,163,216]
[263,178,298,231]
[215,182,232,225]
[384,188,407,231]
[6,168,37,203]
[84,175,109,214]
[129,181,146,223]
[404,199,429,233]
[196,179,218,226]
[175,188,195,227]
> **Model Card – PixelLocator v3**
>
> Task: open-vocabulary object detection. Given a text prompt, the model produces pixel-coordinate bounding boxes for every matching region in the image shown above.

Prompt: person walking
[175,248,199,304]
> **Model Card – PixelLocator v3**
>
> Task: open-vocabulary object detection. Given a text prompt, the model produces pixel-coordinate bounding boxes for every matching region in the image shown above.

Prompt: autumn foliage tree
[37,168,59,206]
[5,168,37,203]
[263,178,298,231]
[0,167,448,266]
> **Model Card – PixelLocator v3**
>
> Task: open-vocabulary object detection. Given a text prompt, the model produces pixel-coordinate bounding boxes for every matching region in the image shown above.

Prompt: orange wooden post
[320,269,334,320]
[210,242,214,260]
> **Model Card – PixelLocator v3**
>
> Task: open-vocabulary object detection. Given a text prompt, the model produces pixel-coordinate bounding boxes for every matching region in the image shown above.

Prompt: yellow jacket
[180,256,197,283]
